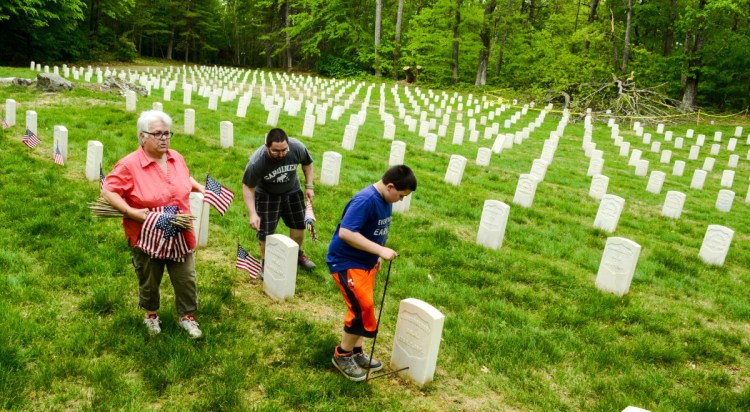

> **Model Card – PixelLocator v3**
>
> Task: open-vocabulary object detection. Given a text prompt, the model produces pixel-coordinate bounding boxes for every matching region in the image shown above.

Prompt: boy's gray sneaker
[352,352,383,372]
[332,352,366,382]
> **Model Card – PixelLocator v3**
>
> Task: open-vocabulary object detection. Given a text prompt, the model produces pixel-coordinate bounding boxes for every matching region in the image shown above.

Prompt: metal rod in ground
[365,366,410,382]
[366,260,393,383]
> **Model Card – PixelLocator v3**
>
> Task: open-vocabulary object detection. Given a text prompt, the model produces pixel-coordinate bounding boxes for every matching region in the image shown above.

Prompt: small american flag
[1,117,9,129]
[305,202,319,242]
[236,244,262,279]
[100,164,105,188]
[54,143,64,166]
[136,206,191,261]
[22,129,40,148]
[204,174,234,216]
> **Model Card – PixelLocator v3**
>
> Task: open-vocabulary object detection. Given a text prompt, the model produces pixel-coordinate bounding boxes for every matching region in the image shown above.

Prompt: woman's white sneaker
[178,315,203,339]
[144,314,161,335]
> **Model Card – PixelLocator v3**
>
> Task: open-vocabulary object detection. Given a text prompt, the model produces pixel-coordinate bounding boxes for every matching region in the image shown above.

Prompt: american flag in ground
[53,143,64,166]
[236,244,262,279]
[204,174,234,216]
[1,117,9,129]
[136,206,191,261]
[305,201,319,242]
[100,164,105,188]
[22,129,40,148]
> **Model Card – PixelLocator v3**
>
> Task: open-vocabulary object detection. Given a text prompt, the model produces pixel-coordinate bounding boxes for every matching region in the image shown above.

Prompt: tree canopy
[1,0,748,112]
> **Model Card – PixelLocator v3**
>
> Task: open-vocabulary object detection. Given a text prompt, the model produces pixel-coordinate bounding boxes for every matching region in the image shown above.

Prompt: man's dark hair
[382,165,417,191]
[265,128,289,146]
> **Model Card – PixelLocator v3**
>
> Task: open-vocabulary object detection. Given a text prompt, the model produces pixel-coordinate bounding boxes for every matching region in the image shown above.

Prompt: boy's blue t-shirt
[327,185,392,272]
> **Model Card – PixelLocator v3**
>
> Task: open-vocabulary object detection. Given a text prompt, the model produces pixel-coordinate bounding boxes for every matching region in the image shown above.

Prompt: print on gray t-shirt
[242,138,313,195]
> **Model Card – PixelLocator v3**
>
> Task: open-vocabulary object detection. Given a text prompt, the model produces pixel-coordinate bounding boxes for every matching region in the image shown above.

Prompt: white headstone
[189,192,210,247]
[699,225,734,266]
[220,121,233,148]
[642,133,651,145]
[664,131,673,141]
[656,123,664,134]
[690,169,707,189]
[710,143,720,156]
[476,148,491,166]
[302,114,316,138]
[595,237,641,296]
[266,105,280,127]
[686,129,694,138]
[85,140,104,181]
[672,160,685,176]
[650,141,661,153]
[674,137,683,149]
[728,154,739,168]
[715,189,734,212]
[389,141,407,166]
[163,87,171,102]
[634,159,649,177]
[53,125,68,161]
[696,134,705,146]
[476,200,511,250]
[25,110,38,135]
[384,122,396,140]
[662,191,686,219]
[702,157,715,172]
[530,159,549,181]
[689,145,700,160]
[423,133,438,152]
[320,151,342,186]
[512,174,540,208]
[392,193,412,214]
[587,157,604,177]
[628,149,642,167]
[714,131,722,142]
[452,123,465,145]
[342,125,358,151]
[5,99,16,126]
[125,90,137,111]
[720,170,735,188]
[646,171,666,194]
[151,102,163,112]
[184,109,195,135]
[727,138,737,151]
[660,150,672,164]
[734,126,743,137]
[183,84,192,105]
[263,234,299,301]
[589,175,609,200]
[444,155,467,186]
[593,194,625,233]
[390,298,445,386]
[619,142,630,157]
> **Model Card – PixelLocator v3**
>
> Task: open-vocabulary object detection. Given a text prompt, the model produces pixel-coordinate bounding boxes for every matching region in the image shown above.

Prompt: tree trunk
[266,40,273,68]
[495,0,513,76]
[474,0,497,87]
[375,0,382,77]
[680,0,707,112]
[394,0,404,79]
[583,0,600,51]
[452,0,462,84]
[285,0,292,71]
[621,0,633,74]
[167,27,174,60]
[663,0,677,56]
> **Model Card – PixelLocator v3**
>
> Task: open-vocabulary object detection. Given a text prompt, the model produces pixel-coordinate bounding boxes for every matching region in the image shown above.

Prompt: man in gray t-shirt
[242,128,316,272]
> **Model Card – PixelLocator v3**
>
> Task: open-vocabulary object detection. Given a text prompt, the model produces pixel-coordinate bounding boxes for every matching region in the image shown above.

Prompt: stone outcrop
[36,73,73,91]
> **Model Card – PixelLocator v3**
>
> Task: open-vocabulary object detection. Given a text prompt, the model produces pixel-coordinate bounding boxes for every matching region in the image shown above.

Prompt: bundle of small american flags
[136,206,192,262]
[305,201,318,242]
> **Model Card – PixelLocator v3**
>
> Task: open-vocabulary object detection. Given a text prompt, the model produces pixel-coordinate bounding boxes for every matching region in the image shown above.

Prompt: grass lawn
[1,63,749,411]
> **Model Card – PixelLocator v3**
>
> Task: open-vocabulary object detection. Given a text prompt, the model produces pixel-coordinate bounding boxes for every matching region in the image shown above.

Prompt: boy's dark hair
[382,165,417,191]
[265,128,289,146]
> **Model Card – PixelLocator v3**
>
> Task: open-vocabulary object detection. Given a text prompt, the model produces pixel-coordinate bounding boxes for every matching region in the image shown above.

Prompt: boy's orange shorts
[332,267,378,338]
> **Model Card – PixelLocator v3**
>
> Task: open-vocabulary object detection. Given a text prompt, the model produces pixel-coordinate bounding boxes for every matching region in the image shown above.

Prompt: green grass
[1,65,750,411]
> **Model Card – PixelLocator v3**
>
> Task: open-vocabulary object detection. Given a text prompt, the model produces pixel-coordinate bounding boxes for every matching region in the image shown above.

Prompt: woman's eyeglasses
[144,131,174,140]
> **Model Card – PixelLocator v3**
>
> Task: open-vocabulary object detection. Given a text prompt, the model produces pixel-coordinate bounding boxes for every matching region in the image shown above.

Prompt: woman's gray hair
[137,110,173,145]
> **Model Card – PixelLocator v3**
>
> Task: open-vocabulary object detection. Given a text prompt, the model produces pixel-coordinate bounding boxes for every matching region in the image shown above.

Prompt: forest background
[1,0,749,113]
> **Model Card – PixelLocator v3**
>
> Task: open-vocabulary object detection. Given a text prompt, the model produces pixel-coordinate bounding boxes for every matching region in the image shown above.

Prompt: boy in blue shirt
[327,165,417,381]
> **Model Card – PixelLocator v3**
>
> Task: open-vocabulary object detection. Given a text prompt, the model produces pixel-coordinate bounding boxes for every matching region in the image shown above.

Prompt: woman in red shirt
[102,110,206,339]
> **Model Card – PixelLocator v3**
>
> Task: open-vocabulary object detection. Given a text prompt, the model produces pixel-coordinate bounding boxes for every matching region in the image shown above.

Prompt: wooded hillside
[1,0,748,112]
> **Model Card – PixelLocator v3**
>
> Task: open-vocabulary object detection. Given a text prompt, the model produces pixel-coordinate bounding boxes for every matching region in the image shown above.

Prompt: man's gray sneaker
[332,351,366,382]
[352,351,383,372]
[298,252,316,270]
